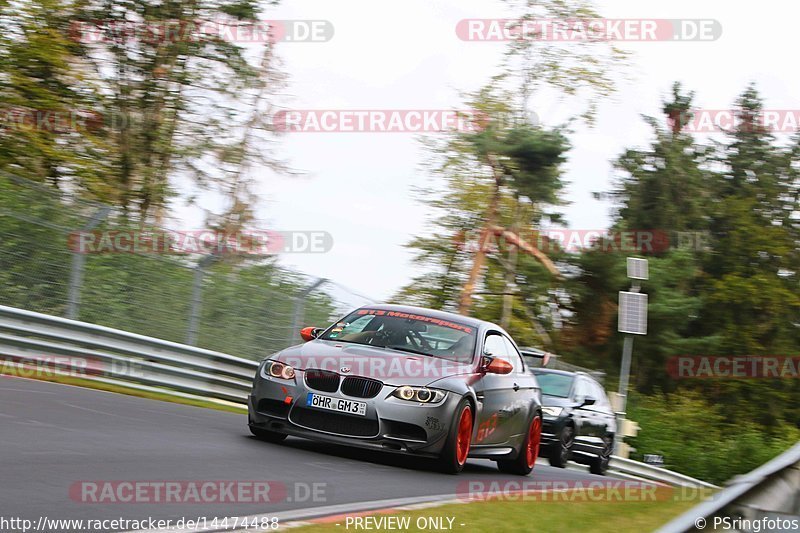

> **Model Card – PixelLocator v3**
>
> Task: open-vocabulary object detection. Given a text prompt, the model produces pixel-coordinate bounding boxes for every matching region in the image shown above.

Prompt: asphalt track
[1,378,605,529]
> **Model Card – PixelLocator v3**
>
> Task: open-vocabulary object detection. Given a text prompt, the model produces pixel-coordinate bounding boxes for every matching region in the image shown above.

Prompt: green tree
[0,0,286,224]
[0,0,110,196]
[395,86,569,345]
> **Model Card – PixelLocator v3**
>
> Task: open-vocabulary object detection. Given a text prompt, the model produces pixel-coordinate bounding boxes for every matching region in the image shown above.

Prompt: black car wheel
[590,434,613,475]
[249,425,287,443]
[549,424,574,468]
[497,413,542,476]
[438,398,474,474]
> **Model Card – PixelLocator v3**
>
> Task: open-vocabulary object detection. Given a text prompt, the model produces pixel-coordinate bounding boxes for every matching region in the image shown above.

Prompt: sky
[177,0,800,302]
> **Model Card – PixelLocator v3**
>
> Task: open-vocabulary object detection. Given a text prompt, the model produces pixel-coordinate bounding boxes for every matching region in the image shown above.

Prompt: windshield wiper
[381,345,432,357]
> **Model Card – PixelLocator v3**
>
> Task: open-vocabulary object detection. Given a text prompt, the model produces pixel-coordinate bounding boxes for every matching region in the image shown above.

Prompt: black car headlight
[391,386,446,404]
[259,360,296,381]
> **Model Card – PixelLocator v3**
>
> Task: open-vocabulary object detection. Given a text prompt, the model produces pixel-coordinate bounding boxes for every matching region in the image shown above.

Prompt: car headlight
[391,386,446,404]
[541,406,564,418]
[260,360,295,381]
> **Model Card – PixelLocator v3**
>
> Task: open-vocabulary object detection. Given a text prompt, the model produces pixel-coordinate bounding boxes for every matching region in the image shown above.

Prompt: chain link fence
[0,175,374,360]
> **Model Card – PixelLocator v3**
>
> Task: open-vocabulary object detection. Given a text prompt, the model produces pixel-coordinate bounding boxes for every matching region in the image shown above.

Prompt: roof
[531,367,586,378]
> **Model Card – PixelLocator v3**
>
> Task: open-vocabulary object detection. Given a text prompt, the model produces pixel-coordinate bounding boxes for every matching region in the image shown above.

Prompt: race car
[248,304,543,474]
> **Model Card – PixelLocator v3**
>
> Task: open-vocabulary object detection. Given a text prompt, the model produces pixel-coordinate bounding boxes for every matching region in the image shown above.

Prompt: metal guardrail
[656,441,800,532]
[609,456,718,489]
[0,304,718,489]
[0,304,257,404]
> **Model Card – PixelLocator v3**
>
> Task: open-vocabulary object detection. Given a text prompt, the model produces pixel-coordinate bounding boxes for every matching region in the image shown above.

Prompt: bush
[627,391,799,485]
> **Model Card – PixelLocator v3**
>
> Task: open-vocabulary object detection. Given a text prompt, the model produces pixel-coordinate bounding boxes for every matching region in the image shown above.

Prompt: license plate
[306,393,367,417]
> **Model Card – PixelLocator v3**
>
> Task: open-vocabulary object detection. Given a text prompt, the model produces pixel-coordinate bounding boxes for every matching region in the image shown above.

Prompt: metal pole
[615,334,634,454]
[290,278,327,345]
[66,207,110,320]
[186,254,218,346]
[618,334,634,412]
[186,266,204,346]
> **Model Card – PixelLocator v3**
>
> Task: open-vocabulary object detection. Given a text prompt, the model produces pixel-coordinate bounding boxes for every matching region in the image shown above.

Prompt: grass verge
[291,491,704,533]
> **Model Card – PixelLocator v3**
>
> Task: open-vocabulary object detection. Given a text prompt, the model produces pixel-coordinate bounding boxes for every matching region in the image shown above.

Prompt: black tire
[590,434,613,475]
[497,413,542,476]
[548,424,574,468]
[249,425,287,443]
[437,398,473,474]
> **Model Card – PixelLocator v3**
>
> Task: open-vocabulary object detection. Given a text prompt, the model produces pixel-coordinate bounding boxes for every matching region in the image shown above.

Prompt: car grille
[290,407,379,437]
[341,376,383,398]
[304,369,340,392]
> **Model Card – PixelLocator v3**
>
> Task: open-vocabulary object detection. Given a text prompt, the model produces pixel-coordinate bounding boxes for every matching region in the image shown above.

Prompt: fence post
[66,207,110,320]
[290,278,327,345]
[186,254,219,346]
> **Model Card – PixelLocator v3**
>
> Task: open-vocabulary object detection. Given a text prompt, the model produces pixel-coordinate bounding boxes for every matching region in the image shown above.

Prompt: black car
[531,368,616,475]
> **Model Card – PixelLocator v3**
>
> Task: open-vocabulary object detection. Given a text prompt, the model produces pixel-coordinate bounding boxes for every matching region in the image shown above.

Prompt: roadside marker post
[615,257,648,456]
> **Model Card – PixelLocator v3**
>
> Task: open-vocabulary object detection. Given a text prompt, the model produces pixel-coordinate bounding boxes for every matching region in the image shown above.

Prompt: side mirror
[580,397,596,407]
[483,357,513,375]
[300,327,323,342]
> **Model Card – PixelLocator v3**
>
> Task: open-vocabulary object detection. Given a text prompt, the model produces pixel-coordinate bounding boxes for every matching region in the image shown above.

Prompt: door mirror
[483,357,513,375]
[579,396,596,407]
[300,327,323,342]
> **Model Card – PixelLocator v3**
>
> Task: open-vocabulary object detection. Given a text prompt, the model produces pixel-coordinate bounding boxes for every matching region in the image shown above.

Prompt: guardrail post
[66,207,110,320]
[290,278,327,345]
[186,254,218,346]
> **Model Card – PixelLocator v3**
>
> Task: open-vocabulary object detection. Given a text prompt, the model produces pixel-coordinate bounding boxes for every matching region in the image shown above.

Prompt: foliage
[628,391,800,485]
[0,0,286,224]
[565,83,800,480]
[394,85,569,345]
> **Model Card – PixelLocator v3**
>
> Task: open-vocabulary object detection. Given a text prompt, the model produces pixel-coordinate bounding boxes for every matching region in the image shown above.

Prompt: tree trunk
[458,175,502,314]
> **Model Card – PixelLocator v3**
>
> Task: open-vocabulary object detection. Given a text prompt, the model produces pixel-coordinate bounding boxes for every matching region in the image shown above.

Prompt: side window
[590,381,609,406]
[502,336,525,373]
[573,378,590,402]
[483,334,507,359]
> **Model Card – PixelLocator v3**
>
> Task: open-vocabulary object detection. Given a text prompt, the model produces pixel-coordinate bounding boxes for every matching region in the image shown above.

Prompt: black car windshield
[533,371,574,398]
[319,309,477,363]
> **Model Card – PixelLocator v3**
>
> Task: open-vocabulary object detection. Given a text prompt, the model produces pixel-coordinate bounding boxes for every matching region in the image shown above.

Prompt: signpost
[615,257,648,455]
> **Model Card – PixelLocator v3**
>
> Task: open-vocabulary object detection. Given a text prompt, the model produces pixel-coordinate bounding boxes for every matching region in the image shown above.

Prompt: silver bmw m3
[247,304,542,474]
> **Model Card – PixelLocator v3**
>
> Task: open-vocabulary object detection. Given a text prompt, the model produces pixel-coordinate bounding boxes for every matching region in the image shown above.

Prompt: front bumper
[538,416,565,452]
[248,368,459,457]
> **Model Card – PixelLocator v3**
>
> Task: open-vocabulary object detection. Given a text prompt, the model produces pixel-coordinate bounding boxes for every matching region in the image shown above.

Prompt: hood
[271,339,475,386]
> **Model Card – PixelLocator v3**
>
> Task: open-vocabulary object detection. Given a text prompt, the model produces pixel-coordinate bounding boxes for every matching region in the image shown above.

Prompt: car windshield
[533,372,574,398]
[319,308,477,363]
